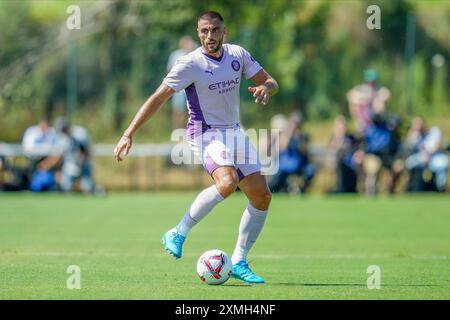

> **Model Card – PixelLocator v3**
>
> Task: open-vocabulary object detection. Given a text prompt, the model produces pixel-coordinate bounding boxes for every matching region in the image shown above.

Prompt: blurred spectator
[266,114,289,172]
[405,125,449,192]
[404,117,427,191]
[328,115,359,193]
[269,111,316,193]
[54,117,103,194]
[0,156,9,191]
[21,117,60,192]
[0,155,28,191]
[386,115,404,193]
[167,36,198,130]
[404,117,427,154]
[22,117,58,162]
[354,114,401,195]
[347,69,391,133]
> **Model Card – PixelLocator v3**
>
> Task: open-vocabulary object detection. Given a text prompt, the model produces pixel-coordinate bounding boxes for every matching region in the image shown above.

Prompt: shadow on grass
[223,284,254,287]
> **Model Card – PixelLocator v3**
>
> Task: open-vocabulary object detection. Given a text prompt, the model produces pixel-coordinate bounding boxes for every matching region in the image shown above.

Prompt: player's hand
[114,134,132,162]
[248,85,270,105]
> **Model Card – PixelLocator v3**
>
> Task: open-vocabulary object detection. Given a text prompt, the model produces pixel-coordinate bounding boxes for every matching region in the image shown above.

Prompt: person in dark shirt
[328,115,359,193]
[355,114,402,195]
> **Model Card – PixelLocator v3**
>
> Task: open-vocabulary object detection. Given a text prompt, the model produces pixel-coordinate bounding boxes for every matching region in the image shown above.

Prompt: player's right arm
[114,84,174,162]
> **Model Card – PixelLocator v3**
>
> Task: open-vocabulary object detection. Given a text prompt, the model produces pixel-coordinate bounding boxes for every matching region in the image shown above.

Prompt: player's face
[197,18,225,54]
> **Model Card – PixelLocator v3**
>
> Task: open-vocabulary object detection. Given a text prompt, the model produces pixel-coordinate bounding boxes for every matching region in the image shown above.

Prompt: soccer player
[114,11,278,284]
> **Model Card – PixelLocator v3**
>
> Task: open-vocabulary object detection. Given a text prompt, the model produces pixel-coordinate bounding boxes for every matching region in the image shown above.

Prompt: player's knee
[252,189,272,210]
[260,190,272,208]
[216,173,238,198]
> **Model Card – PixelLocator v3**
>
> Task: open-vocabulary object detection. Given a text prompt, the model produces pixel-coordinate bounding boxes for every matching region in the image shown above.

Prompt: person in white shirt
[405,125,448,192]
[22,117,58,160]
[22,117,61,191]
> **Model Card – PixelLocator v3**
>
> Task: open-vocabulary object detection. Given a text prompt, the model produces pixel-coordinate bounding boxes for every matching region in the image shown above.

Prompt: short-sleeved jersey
[163,44,262,134]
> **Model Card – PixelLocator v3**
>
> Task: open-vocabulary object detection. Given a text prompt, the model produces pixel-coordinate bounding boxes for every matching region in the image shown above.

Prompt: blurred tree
[0,0,448,142]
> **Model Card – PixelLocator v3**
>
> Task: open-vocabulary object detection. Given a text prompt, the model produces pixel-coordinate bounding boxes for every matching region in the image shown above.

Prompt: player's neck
[202,46,223,59]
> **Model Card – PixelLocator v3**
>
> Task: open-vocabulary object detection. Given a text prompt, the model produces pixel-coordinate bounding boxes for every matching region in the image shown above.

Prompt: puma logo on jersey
[205,69,214,76]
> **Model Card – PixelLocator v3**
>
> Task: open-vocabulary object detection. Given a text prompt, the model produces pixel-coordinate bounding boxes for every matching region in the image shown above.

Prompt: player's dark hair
[198,11,224,22]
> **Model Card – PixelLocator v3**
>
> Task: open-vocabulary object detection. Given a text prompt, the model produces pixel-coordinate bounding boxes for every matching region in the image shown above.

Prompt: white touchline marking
[0,251,447,260]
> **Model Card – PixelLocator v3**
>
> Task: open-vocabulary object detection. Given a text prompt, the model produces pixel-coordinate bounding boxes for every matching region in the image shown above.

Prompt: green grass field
[1,192,449,300]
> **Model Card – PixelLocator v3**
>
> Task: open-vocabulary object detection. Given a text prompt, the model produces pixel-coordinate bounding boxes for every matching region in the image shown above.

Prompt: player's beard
[203,37,223,54]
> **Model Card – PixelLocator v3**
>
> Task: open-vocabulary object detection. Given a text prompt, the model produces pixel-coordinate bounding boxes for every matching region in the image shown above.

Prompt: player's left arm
[248,69,279,105]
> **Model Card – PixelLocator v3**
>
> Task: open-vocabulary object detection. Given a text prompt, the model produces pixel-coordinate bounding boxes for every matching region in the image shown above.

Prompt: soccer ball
[196,249,232,285]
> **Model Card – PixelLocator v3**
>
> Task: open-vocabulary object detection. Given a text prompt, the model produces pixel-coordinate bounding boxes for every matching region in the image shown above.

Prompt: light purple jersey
[162,44,262,137]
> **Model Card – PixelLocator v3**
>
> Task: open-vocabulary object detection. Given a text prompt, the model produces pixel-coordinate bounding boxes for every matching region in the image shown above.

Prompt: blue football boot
[161,228,186,259]
[231,261,265,284]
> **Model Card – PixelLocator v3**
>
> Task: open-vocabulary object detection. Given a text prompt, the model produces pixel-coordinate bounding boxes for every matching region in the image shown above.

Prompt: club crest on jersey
[231,60,240,72]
